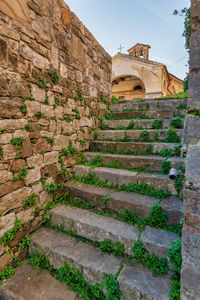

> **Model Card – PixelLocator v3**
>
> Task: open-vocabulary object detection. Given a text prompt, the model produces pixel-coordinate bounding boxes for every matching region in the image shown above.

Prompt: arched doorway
[112,75,146,100]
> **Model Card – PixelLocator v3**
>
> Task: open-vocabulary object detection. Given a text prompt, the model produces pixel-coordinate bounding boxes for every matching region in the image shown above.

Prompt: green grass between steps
[76,153,172,175]
[90,144,181,158]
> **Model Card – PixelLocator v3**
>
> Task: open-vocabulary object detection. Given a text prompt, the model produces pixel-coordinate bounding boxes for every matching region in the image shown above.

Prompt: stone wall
[0,0,111,269]
[181,0,200,298]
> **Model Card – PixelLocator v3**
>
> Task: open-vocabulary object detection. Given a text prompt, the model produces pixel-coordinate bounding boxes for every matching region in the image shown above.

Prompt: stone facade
[112,44,183,100]
[181,1,200,299]
[0,0,111,269]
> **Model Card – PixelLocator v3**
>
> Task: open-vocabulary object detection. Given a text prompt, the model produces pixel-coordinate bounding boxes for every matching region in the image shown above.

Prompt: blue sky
[66,0,190,79]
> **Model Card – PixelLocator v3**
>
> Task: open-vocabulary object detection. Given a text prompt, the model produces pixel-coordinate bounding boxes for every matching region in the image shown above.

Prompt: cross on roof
[118,44,124,53]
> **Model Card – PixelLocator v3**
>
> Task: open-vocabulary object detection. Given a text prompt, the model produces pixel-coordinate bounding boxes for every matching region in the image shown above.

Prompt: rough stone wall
[181,0,200,298]
[0,0,111,269]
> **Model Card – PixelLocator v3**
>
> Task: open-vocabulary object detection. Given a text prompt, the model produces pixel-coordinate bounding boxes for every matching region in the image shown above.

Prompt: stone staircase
[0,98,187,300]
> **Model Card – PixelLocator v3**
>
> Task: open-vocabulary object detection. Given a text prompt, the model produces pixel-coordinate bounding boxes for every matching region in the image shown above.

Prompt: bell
[169,168,178,180]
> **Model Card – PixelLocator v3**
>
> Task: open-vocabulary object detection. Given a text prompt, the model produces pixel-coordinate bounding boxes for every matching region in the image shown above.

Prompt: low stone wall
[0,0,111,268]
[181,0,200,298]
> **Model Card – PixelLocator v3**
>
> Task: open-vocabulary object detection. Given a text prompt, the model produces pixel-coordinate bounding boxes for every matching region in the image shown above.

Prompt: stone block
[0,180,23,197]
[190,28,200,72]
[0,170,12,184]
[32,51,49,69]
[0,252,14,271]
[33,138,51,154]
[26,167,41,185]
[40,131,53,138]
[2,144,17,160]
[0,119,27,131]
[54,106,63,119]
[0,213,16,238]
[10,159,26,172]
[62,8,71,29]
[32,182,43,194]
[38,190,53,208]
[71,33,84,64]
[25,100,40,117]
[41,165,57,178]
[41,104,54,118]
[184,189,200,231]
[0,187,32,214]
[185,145,200,188]
[0,134,12,144]
[0,0,30,26]
[44,151,58,165]
[17,208,35,224]
[13,130,29,139]
[52,135,70,150]
[21,139,32,158]
[27,154,43,168]
[188,72,200,98]
[0,98,22,118]
[0,38,7,68]
[181,229,200,297]
[19,41,33,61]
[31,85,46,102]
[60,63,68,78]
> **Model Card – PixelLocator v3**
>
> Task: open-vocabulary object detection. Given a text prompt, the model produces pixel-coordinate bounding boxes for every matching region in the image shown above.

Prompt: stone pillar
[181,1,200,299]
[143,47,149,60]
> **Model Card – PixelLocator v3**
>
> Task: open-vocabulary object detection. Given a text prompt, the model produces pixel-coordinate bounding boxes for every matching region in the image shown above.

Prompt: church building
[112,43,183,100]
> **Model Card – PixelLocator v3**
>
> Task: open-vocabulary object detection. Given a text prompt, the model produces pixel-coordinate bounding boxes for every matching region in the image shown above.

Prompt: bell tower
[128,43,151,60]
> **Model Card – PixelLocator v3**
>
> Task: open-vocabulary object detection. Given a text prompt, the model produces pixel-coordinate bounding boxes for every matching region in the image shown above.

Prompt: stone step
[109,99,187,112]
[50,205,180,257]
[29,227,171,300]
[97,129,182,142]
[0,262,77,300]
[64,182,183,225]
[73,165,177,194]
[90,140,179,154]
[102,118,184,130]
[84,152,181,172]
[102,119,172,129]
[109,110,174,120]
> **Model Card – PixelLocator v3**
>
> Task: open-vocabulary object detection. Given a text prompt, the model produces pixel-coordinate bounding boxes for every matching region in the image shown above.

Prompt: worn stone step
[97,129,182,142]
[73,165,177,194]
[118,264,170,300]
[50,205,179,257]
[103,119,172,129]
[0,262,78,300]
[90,140,179,154]
[64,182,183,225]
[110,110,174,120]
[109,99,187,112]
[29,228,171,300]
[84,152,181,172]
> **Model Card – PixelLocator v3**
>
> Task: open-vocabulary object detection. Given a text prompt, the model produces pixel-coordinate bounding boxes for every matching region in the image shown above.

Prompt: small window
[119,96,125,100]
[134,85,142,90]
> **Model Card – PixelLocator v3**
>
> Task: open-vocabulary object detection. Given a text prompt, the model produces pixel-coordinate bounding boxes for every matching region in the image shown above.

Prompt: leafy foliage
[24,193,36,208]
[18,234,31,249]
[174,7,191,50]
[131,240,169,276]
[140,130,151,142]
[0,219,22,246]
[0,266,15,285]
[165,128,181,143]
[48,70,60,85]
[170,117,183,129]
[152,119,163,129]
